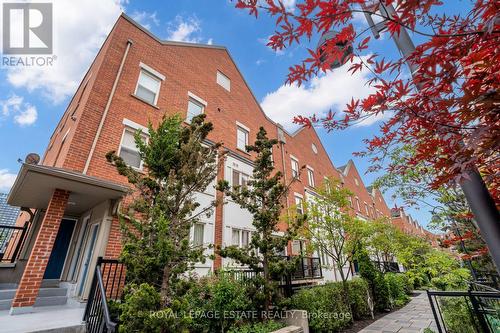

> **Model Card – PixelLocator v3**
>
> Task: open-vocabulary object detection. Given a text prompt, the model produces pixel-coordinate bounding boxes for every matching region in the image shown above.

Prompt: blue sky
[0,0,462,228]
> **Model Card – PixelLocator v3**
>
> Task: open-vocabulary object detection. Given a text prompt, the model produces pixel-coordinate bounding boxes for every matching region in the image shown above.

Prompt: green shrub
[228,320,285,333]
[118,283,191,333]
[290,282,352,332]
[185,273,253,333]
[345,278,371,320]
[439,296,476,333]
[430,267,470,291]
[384,273,410,307]
[356,250,390,311]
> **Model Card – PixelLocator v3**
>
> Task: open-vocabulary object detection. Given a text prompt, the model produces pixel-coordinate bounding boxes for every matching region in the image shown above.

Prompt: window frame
[294,194,304,215]
[186,92,207,123]
[118,120,149,170]
[307,166,315,187]
[290,156,299,178]
[216,70,231,91]
[192,223,205,247]
[236,122,250,152]
[134,63,165,106]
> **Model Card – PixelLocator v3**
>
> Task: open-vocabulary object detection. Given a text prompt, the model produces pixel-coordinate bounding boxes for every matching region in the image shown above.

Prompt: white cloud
[282,0,296,11]
[130,10,160,30]
[0,169,17,191]
[258,35,285,55]
[14,105,38,126]
[167,15,202,43]
[3,0,125,104]
[261,59,379,131]
[0,95,37,126]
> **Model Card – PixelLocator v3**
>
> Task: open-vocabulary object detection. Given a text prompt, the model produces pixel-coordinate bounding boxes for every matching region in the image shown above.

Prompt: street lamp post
[319,2,500,273]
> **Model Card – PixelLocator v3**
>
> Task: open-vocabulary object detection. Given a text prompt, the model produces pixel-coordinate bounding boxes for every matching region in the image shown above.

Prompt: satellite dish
[25,153,40,165]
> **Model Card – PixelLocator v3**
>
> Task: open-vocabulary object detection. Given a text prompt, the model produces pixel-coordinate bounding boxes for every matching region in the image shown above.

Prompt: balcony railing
[0,222,29,263]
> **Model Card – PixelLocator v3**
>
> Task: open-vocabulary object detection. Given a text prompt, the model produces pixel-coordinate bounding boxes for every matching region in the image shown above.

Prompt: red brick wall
[38,15,429,268]
[12,189,69,308]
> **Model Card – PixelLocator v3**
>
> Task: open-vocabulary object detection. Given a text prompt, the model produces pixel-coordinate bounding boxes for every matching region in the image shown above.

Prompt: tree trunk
[160,264,171,307]
[263,252,270,314]
[338,265,353,323]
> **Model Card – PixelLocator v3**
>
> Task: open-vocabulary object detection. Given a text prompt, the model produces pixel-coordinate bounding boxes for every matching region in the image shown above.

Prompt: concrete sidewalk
[0,304,85,333]
[359,291,438,333]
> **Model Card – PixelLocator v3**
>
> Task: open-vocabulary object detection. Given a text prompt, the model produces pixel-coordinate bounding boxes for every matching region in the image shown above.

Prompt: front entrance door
[44,219,76,279]
[77,223,100,297]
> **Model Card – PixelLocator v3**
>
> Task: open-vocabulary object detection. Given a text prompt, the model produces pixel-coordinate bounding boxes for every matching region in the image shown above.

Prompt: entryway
[43,219,76,280]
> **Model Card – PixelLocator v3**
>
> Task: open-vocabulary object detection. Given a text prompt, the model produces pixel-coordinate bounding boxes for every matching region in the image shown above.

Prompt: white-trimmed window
[292,240,304,255]
[217,71,231,91]
[291,157,299,178]
[236,123,249,151]
[307,166,315,187]
[232,228,250,247]
[119,128,146,169]
[186,98,204,123]
[193,223,204,247]
[354,178,359,186]
[295,195,304,215]
[135,66,163,105]
[348,196,353,208]
[232,169,249,187]
[355,197,361,211]
[365,203,369,216]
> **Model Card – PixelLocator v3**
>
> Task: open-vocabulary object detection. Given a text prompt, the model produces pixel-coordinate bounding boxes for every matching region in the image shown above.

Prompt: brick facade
[11,189,69,311]
[34,14,432,279]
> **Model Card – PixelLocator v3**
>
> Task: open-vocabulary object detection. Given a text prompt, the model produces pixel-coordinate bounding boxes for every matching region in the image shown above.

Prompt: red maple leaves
[234,0,500,205]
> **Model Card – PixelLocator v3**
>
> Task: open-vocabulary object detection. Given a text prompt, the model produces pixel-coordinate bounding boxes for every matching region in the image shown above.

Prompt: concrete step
[0,298,13,311]
[34,295,68,307]
[38,287,67,297]
[0,283,17,290]
[40,279,60,288]
[0,288,16,300]
[28,325,86,333]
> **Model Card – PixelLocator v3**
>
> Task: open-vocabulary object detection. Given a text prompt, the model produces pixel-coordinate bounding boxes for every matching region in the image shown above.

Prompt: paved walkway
[360,291,438,333]
[0,304,85,333]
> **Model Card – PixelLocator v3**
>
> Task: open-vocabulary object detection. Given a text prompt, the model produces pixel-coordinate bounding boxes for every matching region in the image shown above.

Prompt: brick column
[10,189,70,315]
[213,155,225,270]
[104,216,122,258]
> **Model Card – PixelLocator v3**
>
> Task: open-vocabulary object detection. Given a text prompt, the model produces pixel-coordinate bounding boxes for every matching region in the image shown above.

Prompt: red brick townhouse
[0,14,430,315]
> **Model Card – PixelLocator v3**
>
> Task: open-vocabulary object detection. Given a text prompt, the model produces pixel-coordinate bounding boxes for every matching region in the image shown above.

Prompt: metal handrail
[427,289,500,333]
[83,258,118,333]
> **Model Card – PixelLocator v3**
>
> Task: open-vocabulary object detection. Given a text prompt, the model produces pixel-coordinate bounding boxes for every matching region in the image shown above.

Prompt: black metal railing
[290,256,322,280]
[0,222,29,263]
[427,289,500,333]
[83,258,126,333]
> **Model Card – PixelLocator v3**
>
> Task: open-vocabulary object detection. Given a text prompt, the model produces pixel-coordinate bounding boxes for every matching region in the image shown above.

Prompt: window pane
[121,130,136,148]
[139,71,160,92]
[241,173,249,187]
[193,224,204,246]
[232,170,240,186]
[241,231,249,247]
[292,240,301,255]
[232,229,240,246]
[187,99,204,123]
[217,71,230,91]
[237,127,247,150]
[291,160,298,177]
[136,85,156,104]
[119,147,141,168]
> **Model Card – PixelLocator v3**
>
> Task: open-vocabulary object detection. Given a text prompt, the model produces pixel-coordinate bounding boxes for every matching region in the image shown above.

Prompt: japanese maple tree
[233,0,499,205]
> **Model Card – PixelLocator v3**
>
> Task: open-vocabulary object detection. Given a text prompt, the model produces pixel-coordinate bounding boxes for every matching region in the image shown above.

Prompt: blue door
[43,219,76,279]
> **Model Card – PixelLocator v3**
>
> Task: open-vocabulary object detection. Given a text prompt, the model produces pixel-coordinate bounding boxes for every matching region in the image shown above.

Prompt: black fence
[83,258,125,333]
[0,222,29,263]
[427,289,500,333]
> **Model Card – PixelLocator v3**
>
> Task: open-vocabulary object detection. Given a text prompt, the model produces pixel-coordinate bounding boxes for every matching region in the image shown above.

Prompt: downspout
[83,39,133,174]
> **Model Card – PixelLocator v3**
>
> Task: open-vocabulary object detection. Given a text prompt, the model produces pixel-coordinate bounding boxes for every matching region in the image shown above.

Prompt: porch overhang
[7,164,129,215]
